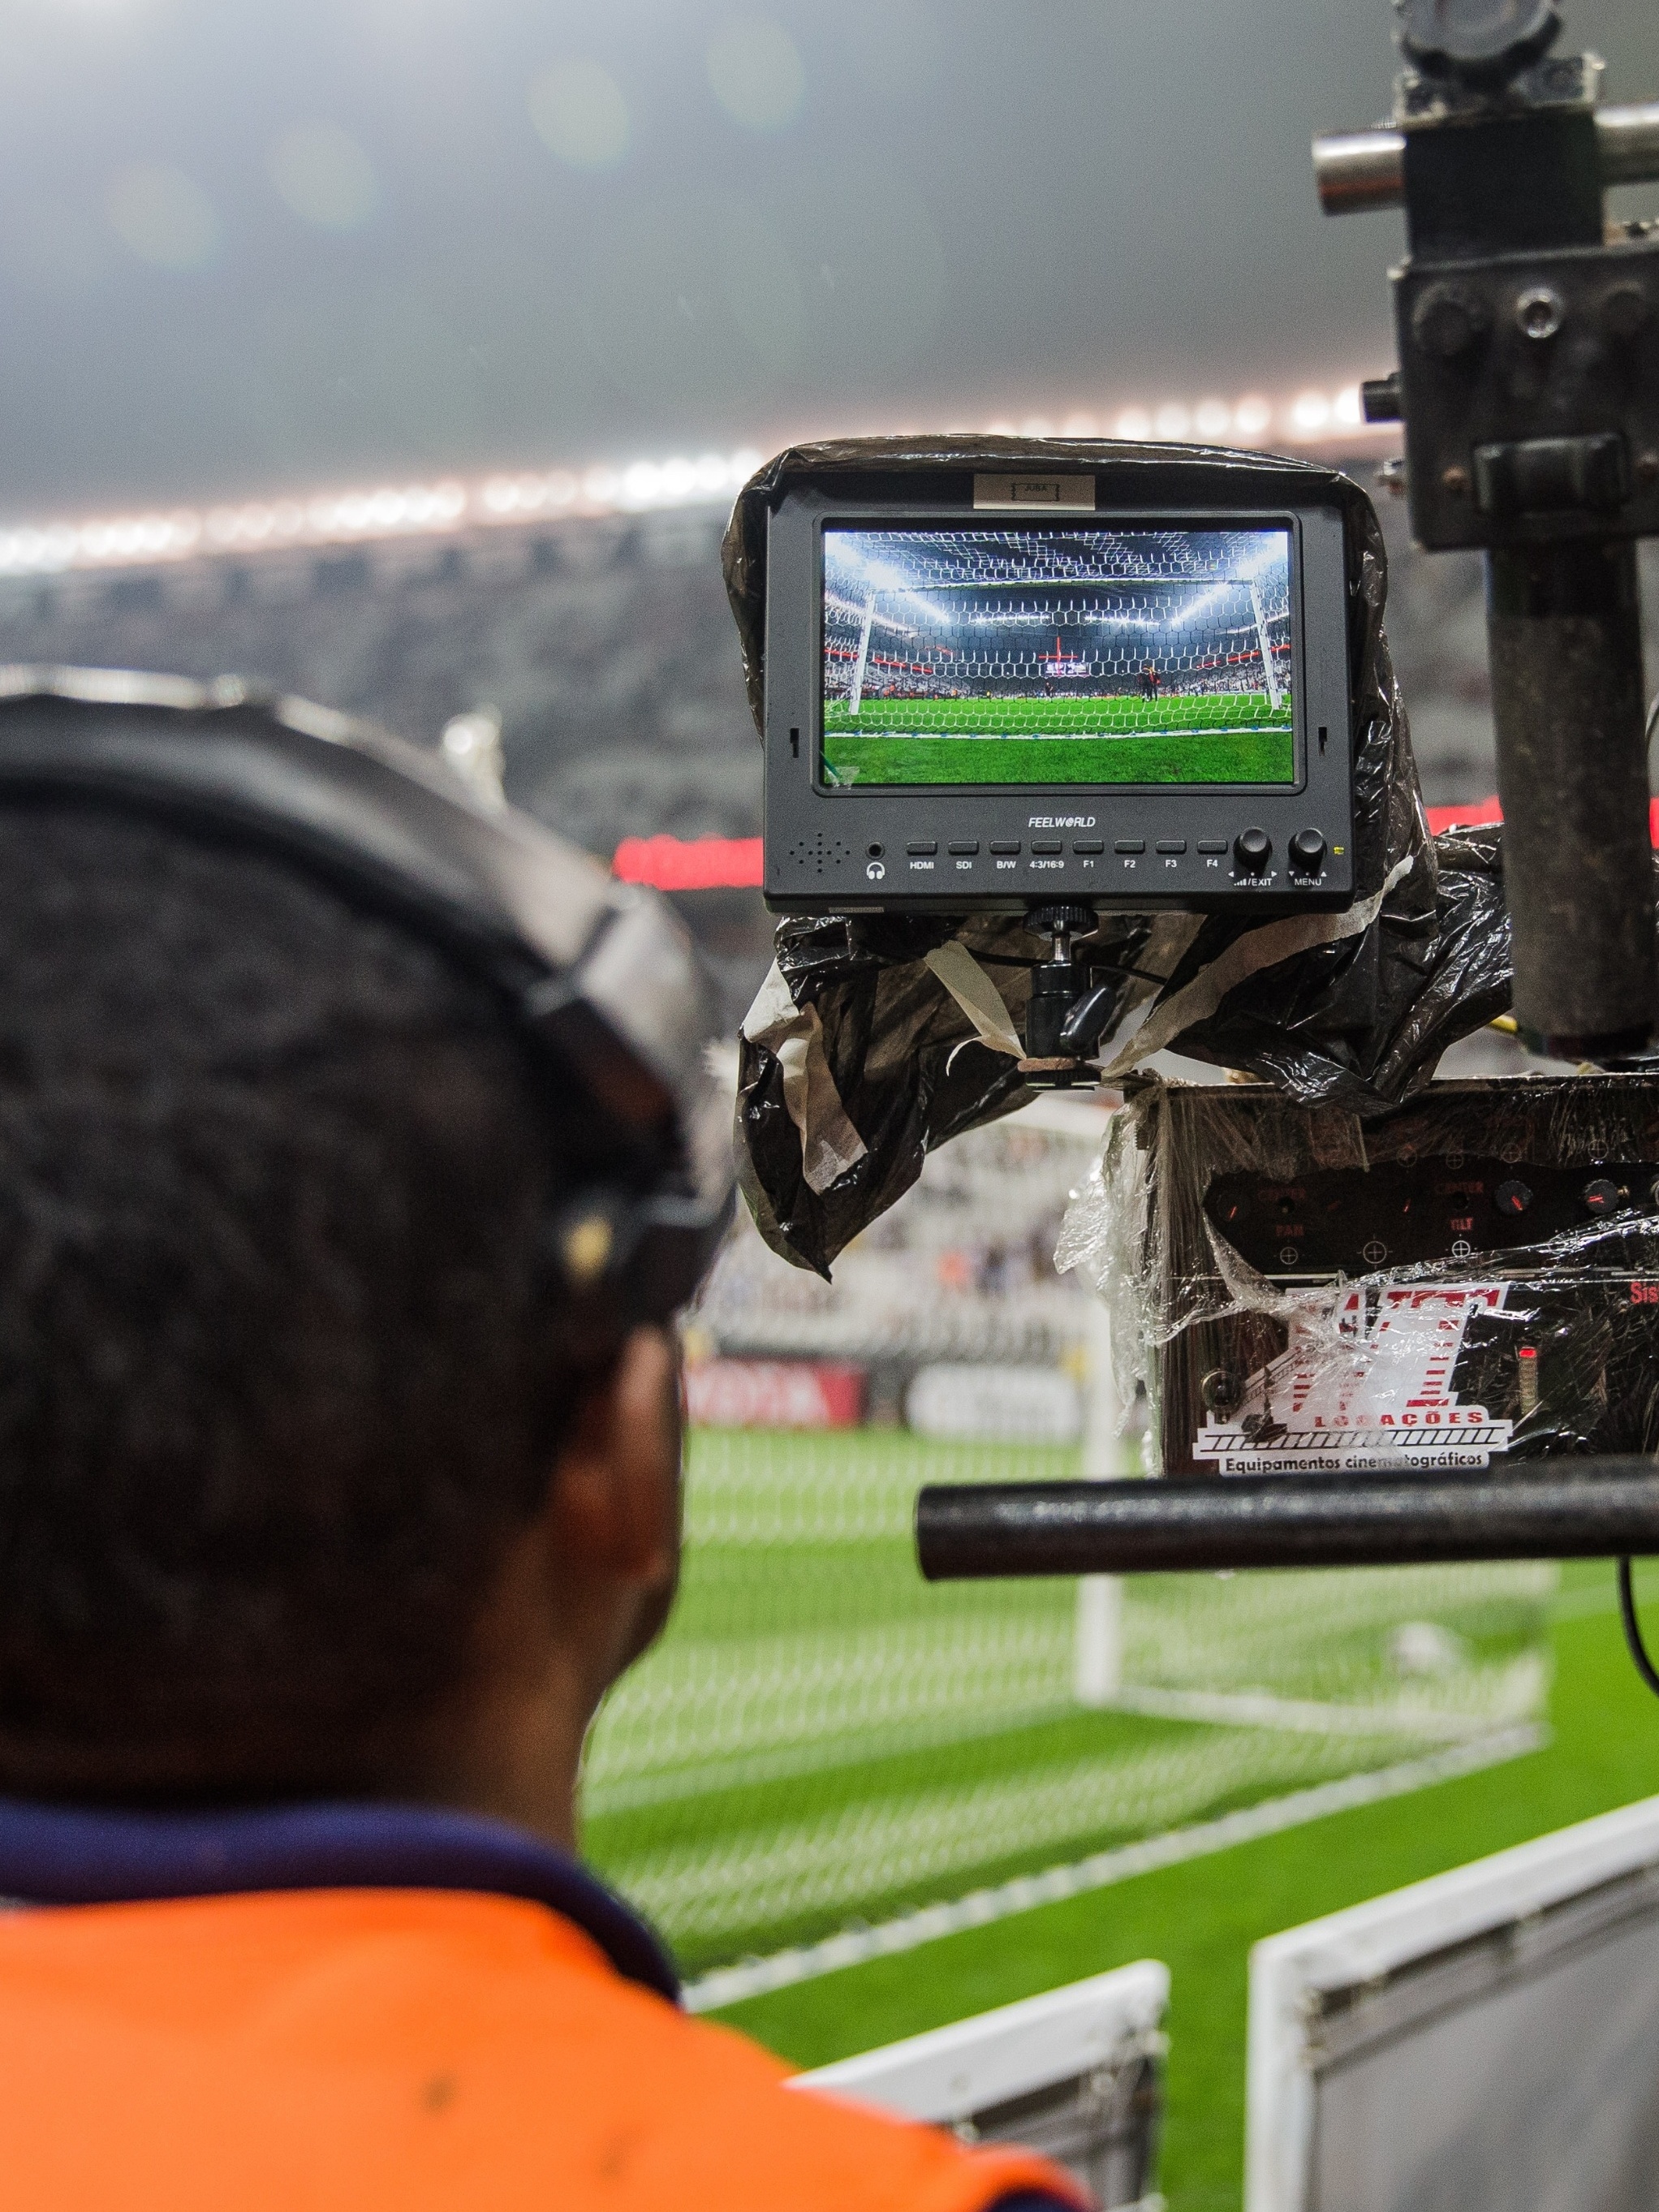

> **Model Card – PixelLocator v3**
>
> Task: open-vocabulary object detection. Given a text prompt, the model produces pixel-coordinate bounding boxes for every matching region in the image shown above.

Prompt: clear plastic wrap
[727,435,1502,1277]
[1057,1072,1659,1477]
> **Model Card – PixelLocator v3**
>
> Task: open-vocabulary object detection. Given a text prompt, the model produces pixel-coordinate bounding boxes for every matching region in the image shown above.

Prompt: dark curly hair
[0,804,584,1799]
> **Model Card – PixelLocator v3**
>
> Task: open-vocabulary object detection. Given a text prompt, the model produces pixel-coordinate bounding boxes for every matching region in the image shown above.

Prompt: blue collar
[0,1795,679,2005]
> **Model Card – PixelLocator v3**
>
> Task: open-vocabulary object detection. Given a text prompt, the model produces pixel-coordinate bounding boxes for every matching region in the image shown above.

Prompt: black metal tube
[916,1467,1659,1579]
[1487,539,1657,1058]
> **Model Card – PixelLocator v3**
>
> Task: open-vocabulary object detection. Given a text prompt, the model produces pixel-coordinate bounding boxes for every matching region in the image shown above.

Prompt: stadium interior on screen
[821,524,1295,790]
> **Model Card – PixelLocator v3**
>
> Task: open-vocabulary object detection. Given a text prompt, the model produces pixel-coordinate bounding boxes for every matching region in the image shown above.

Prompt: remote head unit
[759,451,1357,917]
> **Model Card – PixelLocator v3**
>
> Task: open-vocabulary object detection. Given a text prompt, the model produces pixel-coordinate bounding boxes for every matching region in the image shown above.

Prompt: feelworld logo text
[1028,815,1097,829]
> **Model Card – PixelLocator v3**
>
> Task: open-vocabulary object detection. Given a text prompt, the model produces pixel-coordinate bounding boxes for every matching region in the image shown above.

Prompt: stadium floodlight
[795,1960,1169,2212]
[1245,1792,1659,2212]
[0,388,1384,584]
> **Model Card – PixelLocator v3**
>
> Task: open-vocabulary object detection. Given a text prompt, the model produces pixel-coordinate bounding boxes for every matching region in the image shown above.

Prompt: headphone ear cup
[551,1199,627,1295]
[544,1185,734,1337]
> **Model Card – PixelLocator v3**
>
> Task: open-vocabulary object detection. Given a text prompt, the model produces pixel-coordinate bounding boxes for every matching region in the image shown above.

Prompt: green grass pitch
[821,691,1294,787]
[710,1559,1659,2212]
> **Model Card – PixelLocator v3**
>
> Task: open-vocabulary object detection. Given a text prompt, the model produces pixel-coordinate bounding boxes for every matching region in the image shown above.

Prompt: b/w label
[1194,1283,1515,1473]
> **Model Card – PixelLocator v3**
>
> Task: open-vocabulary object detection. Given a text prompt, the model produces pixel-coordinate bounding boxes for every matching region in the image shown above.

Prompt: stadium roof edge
[0,385,1396,584]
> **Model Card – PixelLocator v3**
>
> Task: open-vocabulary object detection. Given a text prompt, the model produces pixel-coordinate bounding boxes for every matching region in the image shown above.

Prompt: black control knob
[1583,1176,1626,1218]
[1288,829,1327,877]
[1495,1178,1533,1218]
[1234,827,1272,876]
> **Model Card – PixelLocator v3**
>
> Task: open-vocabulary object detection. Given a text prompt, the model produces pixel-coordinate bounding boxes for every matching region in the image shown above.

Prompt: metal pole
[1487,539,1657,1056]
[916,1467,1659,1580]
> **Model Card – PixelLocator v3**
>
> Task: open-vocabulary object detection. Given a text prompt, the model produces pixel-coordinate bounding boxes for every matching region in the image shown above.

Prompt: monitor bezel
[763,468,1355,917]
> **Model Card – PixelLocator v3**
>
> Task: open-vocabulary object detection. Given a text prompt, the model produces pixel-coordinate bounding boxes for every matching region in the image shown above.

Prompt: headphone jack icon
[866,860,886,882]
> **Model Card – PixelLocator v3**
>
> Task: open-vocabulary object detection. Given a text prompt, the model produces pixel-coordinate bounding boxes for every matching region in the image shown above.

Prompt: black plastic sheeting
[735,905,1157,1278]
[727,437,1512,1278]
[1165,822,1510,1108]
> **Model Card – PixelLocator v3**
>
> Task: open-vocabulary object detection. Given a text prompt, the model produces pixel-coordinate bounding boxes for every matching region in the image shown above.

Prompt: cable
[1618,1559,1659,1700]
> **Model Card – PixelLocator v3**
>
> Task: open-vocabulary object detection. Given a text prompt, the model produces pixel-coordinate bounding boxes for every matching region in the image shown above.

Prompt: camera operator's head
[0,775,696,1829]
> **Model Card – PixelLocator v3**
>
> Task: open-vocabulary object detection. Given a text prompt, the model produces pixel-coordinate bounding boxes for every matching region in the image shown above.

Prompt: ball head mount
[1019,902,1119,1091]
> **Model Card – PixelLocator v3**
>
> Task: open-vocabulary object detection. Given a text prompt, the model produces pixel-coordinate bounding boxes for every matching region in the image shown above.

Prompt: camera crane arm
[914,9,1659,1695]
[1316,0,1659,1060]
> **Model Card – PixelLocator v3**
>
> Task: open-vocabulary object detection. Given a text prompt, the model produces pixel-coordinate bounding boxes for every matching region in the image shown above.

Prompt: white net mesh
[582,1105,1553,1976]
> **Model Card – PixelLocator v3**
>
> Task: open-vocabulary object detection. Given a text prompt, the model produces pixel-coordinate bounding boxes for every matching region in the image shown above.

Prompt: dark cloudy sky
[2,0,1657,511]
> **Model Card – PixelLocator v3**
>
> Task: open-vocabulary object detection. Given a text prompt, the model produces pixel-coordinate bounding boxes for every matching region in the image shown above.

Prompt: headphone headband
[0,667,735,1327]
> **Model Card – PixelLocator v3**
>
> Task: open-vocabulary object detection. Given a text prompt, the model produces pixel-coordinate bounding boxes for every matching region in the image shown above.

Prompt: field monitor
[761,455,1357,918]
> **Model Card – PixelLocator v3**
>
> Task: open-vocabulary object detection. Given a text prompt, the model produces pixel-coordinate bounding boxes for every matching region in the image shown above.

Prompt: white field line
[589,1675,1534,1816]
[681,1723,1543,2014]
[1108,1683,1518,1743]
[591,1559,1551,1793]
[584,1695,1078,1815]
[621,1727,1418,1944]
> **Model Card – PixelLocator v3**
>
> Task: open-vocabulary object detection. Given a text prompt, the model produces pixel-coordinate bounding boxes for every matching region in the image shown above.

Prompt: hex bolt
[1200,1368,1241,1416]
[1515,285,1566,341]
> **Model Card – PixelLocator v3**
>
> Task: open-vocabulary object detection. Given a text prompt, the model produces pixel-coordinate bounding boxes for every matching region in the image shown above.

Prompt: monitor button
[989,840,1021,855]
[1114,839,1146,855]
[906,840,938,856]
[1073,839,1105,855]
[947,840,980,855]
[1156,839,1187,855]
[1197,839,1229,855]
[1031,839,1064,855]
[1288,829,1326,875]
[1234,827,1273,874]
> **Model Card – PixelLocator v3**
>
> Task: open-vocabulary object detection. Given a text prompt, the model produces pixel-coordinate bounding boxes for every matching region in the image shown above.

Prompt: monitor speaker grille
[788,835,852,874]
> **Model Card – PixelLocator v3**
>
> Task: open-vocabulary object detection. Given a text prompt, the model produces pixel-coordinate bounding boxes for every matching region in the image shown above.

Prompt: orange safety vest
[0,1887,1087,2211]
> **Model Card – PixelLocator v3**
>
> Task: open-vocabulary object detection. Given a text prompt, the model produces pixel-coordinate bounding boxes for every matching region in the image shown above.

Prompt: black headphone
[0,666,735,1334]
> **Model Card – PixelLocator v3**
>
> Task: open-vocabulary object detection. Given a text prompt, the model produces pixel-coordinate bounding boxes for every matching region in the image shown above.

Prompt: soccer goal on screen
[820,525,1296,789]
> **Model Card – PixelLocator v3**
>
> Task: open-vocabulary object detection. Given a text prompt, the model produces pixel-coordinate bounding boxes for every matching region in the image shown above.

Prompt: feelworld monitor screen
[821,524,1295,790]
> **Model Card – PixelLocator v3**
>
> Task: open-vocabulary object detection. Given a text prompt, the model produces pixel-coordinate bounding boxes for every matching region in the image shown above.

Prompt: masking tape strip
[742,962,868,1195]
[921,941,1025,1058]
[1100,855,1416,1080]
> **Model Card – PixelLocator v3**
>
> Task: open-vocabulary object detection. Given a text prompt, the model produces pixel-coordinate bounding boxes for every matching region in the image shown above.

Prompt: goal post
[1247,578,1284,712]
[1075,1295,1129,1707]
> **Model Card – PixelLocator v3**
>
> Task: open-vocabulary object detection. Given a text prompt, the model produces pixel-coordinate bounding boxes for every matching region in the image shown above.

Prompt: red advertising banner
[685,1359,867,1430]
[1424,796,1659,843]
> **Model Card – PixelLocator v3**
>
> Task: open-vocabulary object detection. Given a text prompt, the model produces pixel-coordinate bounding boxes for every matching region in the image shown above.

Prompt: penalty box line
[681,1723,1544,2014]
